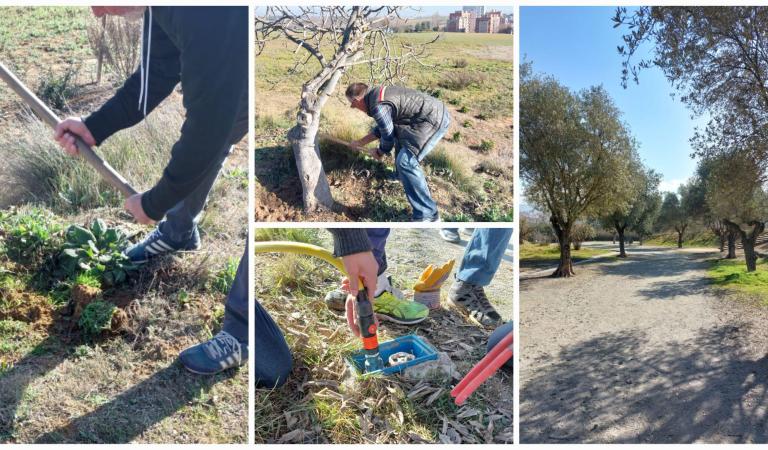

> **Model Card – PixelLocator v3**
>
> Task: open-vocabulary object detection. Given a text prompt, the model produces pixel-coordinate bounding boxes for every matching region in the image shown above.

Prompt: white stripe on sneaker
[156,240,174,251]
[148,242,168,254]
[145,245,159,255]
[146,243,162,254]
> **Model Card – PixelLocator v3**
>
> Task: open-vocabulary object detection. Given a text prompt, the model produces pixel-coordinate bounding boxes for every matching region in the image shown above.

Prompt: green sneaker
[323,290,429,325]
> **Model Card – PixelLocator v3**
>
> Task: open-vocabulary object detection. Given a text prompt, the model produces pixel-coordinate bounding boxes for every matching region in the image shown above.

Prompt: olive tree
[256,7,436,211]
[657,187,694,249]
[600,159,661,257]
[521,64,635,277]
[705,150,768,271]
[615,7,768,196]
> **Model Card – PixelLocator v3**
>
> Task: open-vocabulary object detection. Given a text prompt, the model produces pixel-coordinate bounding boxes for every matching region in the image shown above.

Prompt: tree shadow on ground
[0,326,66,442]
[520,326,768,443]
[593,248,715,281]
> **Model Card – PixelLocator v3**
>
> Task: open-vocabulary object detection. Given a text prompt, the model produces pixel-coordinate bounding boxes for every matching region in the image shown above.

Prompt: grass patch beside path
[520,243,609,263]
[708,258,768,302]
[646,230,718,248]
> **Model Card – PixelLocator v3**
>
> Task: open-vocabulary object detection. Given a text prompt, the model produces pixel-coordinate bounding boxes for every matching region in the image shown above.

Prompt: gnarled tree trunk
[289,66,346,212]
[551,216,575,277]
[724,219,765,272]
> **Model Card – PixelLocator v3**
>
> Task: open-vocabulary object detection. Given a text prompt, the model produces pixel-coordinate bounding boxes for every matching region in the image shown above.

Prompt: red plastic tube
[450,332,513,405]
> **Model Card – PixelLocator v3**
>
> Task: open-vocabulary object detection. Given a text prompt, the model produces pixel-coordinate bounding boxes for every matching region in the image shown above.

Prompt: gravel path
[520,245,768,443]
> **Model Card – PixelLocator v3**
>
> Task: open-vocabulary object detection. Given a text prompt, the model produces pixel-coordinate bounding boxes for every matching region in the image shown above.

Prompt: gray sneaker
[439,228,461,243]
[447,280,502,327]
[179,330,247,375]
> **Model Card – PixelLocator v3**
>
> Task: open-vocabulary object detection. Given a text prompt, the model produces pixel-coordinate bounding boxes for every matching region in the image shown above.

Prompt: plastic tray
[347,334,439,376]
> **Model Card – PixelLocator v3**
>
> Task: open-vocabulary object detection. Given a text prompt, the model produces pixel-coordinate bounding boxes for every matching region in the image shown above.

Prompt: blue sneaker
[125,227,200,264]
[179,330,248,375]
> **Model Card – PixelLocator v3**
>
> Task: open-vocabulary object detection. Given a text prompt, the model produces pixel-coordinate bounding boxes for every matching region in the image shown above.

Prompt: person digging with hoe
[346,83,451,222]
[54,6,249,375]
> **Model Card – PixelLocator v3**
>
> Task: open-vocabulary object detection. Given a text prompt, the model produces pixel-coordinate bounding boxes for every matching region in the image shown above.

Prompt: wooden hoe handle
[0,61,138,198]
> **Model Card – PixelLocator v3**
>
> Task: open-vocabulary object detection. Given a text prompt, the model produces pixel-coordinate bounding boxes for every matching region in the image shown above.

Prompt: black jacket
[84,6,248,220]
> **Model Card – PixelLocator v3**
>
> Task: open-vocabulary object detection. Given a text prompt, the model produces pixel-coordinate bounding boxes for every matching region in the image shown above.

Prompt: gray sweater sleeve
[328,229,371,257]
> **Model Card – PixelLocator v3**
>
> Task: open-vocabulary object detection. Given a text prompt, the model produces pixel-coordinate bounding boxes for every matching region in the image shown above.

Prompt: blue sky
[521,6,707,195]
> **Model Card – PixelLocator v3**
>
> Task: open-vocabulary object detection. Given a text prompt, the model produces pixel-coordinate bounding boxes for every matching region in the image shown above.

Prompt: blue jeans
[255,297,293,388]
[395,110,450,221]
[457,228,513,286]
[222,248,249,345]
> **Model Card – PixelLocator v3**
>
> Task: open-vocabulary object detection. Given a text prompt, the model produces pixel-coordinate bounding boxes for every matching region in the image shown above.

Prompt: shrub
[438,71,486,91]
[475,112,491,120]
[478,140,495,153]
[462,120,473,128]
[35,65,80,111]
[449,131,461,143]
[448,98,460,106]
[78,300,116,336]
[452,58,469,68]
[57,219,137,286]
[87,15,141,81]
[458,105,469,114]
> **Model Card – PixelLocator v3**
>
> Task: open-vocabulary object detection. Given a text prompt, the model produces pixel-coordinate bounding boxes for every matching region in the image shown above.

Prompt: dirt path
[520,245,768,443]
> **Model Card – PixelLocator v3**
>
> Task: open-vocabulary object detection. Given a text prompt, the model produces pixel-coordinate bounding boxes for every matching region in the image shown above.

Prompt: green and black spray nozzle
[357,287,383,372]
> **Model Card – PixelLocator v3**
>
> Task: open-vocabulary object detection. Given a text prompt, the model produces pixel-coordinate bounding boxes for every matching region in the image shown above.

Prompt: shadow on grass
[521,326,768,443]
[34,363,238,443]
[0,305,237,443]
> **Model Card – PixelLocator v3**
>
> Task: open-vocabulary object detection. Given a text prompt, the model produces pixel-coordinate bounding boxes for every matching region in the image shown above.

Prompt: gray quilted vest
[364,85,446,156]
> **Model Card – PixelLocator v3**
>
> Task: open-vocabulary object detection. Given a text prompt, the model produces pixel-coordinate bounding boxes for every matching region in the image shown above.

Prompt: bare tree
[256,6,437,211]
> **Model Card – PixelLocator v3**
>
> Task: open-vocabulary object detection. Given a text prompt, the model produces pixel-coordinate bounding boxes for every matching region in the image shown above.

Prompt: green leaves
[78,300,116,336]
[57,219,136,287]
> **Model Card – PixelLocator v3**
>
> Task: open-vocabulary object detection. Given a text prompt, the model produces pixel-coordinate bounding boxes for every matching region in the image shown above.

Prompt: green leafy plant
[458,105,469,113]
[0,208,62,263]
[449,131,462,143]
[57,219,136,286]
[209,257,239,294]
[78,300,116,336]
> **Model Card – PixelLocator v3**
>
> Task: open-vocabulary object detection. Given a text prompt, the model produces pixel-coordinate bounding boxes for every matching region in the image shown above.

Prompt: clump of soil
[0,291,55,329]
[68,284,131,334]
[70,284,102,322]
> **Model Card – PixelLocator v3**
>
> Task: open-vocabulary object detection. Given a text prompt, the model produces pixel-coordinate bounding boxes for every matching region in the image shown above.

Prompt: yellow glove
[413,259,455,309]
[413,259,455,292]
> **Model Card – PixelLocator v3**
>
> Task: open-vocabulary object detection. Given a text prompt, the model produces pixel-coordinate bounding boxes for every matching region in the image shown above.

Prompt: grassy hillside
[255,31,513,222]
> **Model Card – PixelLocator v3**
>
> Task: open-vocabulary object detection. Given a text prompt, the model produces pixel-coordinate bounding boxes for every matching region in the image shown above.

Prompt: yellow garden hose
[253,241,348,276]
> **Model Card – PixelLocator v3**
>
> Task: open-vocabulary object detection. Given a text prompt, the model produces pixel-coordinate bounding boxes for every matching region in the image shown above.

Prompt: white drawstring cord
[137,6,152,117]
[137,9,145,110]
